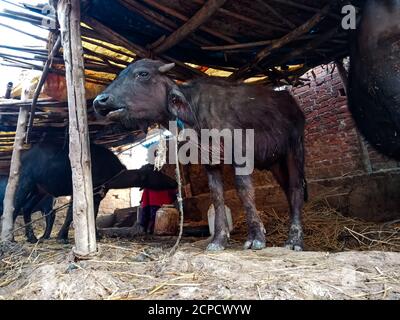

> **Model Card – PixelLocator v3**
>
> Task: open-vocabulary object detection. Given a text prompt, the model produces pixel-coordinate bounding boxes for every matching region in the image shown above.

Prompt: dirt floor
[0,199,400,300]
[0,239,399,300]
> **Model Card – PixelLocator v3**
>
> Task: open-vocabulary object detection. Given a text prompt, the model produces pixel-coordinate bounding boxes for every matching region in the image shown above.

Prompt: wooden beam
[154,0,227,54]
[118,0,212,47]
[58,0,97,258]
[192,0,290,33]
[231,4,331,80]
[26,36,61,143]
[82,17,206,79]
[0,22,48,42]
[269,0,341,19]
[141,0,236,44]
[0,106,29,241]
[253,0,296,29]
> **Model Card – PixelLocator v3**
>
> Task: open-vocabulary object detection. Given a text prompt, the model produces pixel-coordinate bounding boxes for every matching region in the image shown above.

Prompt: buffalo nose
[96,94,109,104]
[93,94,114,116]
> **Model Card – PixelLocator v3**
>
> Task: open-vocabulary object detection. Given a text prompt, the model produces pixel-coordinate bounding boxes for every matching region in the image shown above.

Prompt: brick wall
[292,64,400,179]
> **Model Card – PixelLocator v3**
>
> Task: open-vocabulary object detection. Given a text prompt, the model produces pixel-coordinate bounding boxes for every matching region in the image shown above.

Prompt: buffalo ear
[167,88,188,116]
[158,63,175,73]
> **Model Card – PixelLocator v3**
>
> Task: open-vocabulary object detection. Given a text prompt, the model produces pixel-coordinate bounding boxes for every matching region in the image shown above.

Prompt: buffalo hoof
[206,242,225,252]
[285,225,304,251]
[284,243,303,251]
[56,238,69,244]
[26,236,38,244]
[206,233,229,252]
[243,239,266,250]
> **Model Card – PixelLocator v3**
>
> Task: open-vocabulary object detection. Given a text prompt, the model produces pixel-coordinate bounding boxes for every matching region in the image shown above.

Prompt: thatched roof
[0,0,365,172]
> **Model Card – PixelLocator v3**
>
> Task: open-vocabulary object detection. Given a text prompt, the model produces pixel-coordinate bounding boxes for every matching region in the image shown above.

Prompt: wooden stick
[231,4,331,80]
[58,0,97,258]
[0,22,47,42]
[269,0,341,19]
[1,106,29,241]
[26,36,61,144]
[271,28,338,67]
[119,0,212,47]
[202,39,274,51]
[154,0,227,54]
[192,0,290,33]
[0,44,47,54]
[202,34,317,51]
[253,0,296,29]
[82,17,205,79]
[141,0,237,44]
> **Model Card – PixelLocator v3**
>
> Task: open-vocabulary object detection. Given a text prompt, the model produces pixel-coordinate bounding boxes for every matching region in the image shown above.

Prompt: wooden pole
[58,0,97,258]
[26,36,61,143]
[1,106,29,241]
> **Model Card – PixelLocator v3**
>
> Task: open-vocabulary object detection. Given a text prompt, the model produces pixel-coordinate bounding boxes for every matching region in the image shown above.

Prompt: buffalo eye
[137,71,149,78]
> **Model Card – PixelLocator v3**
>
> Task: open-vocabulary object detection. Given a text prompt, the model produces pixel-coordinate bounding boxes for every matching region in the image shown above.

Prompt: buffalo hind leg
[94,194,104,240]
[205,165,230,251]
[57,201,73,244]
[22,193,43,243]
[235,174,266,250]
[56,195,103,243]
[286,145,306,250]
[40,197,55,240]
[271,159,304,251]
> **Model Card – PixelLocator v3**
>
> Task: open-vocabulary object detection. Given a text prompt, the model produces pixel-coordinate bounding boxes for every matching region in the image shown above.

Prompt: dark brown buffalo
[348,0,400,160]
[94,59,307,251]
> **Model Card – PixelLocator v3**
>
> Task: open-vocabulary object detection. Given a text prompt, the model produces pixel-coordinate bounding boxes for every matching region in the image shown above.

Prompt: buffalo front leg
[235,174,266,250]
[205,165,229,251]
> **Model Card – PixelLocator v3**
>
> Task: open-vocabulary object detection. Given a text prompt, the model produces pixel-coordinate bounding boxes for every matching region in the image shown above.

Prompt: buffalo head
[93,59,182,130]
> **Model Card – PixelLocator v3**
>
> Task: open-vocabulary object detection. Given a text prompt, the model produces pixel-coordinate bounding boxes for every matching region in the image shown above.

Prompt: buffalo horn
[158,63,175,73]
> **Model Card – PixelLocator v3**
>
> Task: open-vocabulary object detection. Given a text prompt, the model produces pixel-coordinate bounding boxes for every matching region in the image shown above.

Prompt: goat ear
[158,63,175,73]
[167,88,188,116]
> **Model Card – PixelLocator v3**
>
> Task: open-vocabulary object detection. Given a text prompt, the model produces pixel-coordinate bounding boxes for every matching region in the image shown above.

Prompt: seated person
[138,188,177,234]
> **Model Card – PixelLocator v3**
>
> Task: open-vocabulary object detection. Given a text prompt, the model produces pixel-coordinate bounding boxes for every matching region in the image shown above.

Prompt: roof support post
[1,106,29,242]
[58,0,97,258]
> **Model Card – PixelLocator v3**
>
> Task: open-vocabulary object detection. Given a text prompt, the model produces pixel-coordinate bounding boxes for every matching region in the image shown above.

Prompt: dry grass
[232,189,400,252]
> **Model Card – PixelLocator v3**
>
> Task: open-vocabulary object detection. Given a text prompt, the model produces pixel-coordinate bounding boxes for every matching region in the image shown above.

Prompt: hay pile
[232,192,400,252]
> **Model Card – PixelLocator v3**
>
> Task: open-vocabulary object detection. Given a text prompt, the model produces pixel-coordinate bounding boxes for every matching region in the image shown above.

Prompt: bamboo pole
[1,106,29,241]
[58,0,97,258]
